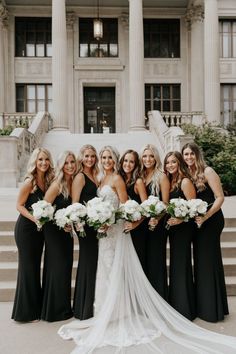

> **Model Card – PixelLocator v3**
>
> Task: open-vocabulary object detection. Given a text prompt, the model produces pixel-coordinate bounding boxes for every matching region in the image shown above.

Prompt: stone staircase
[0,218,236,301]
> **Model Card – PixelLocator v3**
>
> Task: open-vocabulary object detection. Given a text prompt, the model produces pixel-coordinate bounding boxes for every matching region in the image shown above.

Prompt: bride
[59,146,236,354]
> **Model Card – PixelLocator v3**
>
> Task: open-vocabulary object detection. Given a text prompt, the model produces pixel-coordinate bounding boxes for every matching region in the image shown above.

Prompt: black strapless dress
[12,187,45,321]
[73,173,99,320]
[145,183,168,300]
[168,187,196,321]
[194,183,228,322]
[41,194,73,322]
[127,183,148,274]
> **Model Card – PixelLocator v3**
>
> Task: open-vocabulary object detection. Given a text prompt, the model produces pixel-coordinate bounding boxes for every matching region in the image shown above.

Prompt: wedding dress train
[58,185,236,354]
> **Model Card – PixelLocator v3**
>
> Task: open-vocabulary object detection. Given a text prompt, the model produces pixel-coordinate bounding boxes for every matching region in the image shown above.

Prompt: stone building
[0,0,236,135]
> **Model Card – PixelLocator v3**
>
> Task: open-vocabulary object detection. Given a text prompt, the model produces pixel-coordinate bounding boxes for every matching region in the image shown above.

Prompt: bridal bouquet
[165,198,189,230]
[187,198,208,228]
[86,197,116,239]
[31,200,55,231]
[116,200,142,233]
[140,196,166,231]
[54,203,87,238]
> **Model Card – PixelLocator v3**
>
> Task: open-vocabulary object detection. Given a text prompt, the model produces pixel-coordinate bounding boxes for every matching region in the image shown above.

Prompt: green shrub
[0,126,14,136]
[182,123,236,195]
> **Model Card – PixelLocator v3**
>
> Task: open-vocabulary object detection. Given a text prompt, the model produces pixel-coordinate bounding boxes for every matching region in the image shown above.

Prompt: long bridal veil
[58,222,236,354]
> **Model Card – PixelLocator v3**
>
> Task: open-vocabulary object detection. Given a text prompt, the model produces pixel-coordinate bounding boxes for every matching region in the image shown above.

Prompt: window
[219,20,236,58]
[145,84,181,116]
[221,84,236,126]
[16,84,52,112]
[79,18,118,57]
[15,18,52,57]
[144,19,180,58]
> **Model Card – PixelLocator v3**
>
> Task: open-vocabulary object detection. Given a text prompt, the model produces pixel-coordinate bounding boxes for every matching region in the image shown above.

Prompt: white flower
[117,200,142,222]
[141,196,166,218]
[187,199,208,218]
[31,200,55,228]
[166,198,189,221]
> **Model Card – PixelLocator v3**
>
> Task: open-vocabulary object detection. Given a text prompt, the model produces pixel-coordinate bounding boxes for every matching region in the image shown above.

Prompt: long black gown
[127,183,147,274]
[168,187,196,321]
[12,186,44,322]
[194,183,229,322]
[73,173,98,320]
[146,183,168,300]
[41,194,73,322]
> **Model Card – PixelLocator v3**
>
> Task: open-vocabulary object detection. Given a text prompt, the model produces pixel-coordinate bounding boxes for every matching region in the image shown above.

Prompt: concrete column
[204,0,220,123]
[66,11,75,132]
[0,5,9,113]
[186,2,204,112]
[52,0,68,129]
[129,0,145,130]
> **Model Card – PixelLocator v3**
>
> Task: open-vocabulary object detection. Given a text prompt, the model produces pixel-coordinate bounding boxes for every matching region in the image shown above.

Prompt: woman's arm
[44,181,59,204]
[134,178,148,202]
[16,179,35,222]
[113,174,128,203]
[159,173,170,204]
[195,167,224,226]
[72,173,85,203]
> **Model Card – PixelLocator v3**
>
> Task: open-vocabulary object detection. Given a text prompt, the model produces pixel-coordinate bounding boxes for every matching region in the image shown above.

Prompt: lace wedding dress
[58,185,236,354]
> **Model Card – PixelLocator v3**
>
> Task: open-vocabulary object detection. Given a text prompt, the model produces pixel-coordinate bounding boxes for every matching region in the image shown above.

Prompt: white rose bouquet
[54,203,87,237]
[31,200,55,231]
[116,200,142,233]
[187,199,208,228]
[165,198,189,230]
[140,196,166,231]
[86,197,116,239]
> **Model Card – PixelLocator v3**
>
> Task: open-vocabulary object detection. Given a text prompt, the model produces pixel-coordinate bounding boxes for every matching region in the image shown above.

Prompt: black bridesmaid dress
[12,186,44,322]
[41,194,73,322]
[145,184,168,300]
[73,173,98,320]
[194,183,228,322]
[127,183,147,274]
[168,187,196,321]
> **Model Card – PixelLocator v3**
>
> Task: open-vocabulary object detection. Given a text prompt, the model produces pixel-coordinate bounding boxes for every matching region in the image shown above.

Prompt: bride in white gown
[58,146,236,354]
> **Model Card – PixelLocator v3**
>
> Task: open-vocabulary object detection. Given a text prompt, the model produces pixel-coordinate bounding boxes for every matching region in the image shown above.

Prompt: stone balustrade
[0,112,35,129]
[161,111,206,127]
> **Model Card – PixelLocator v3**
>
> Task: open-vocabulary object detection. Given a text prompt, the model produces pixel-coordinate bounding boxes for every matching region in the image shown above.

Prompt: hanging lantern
[93,0,103,40]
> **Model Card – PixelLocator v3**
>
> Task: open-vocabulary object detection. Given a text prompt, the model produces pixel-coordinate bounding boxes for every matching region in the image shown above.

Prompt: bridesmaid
[42,151,77,322]
[119,149,148,273]
[12,148,54,322]
[182,142,228,322]
[72,145,99,320]
[140,144,170,299]
[164,151,196,320]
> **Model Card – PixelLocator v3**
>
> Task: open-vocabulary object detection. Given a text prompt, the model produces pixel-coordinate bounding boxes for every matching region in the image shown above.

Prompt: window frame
[16,84,52,113]
[219,19,236,58]
[220,84,236,126]
[145,84,181,116]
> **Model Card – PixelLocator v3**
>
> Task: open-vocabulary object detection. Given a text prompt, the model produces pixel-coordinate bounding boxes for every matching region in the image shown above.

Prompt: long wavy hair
[54,150,78,198]
[181,142,207,192]
[164,151,192,191]
[140,144,163,196]
[119,149,141,187]
[98,146,120,181]
[25,147,54,192]
[77,144,99,178]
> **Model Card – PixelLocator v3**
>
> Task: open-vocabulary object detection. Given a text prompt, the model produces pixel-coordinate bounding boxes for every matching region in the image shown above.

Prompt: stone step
[221,228,236,242]
[225,276,236,296]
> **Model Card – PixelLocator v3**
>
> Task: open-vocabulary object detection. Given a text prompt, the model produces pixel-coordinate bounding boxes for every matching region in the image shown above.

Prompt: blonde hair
[140,144,162,196]
[25,147,54,192]
[54,150,78,198]
[98,145,120,180]
[182,142,207,191]
[77,144,99,177]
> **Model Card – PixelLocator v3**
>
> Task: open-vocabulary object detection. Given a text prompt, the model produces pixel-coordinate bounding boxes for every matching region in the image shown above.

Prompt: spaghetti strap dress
[12,186,44,322]
[41,193,73,322]
[145,183,168,300]
[73,173,98,320]
[194,183,228,322]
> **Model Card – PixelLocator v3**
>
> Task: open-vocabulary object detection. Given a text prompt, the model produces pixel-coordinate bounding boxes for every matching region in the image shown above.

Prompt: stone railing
[161,111,206,127]
[0,112,35,129]
[0,112,50,187]
[148,110,194,157]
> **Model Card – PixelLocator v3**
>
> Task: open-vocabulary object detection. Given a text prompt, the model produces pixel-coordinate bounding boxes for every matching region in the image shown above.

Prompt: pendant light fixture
[93,0,103,40]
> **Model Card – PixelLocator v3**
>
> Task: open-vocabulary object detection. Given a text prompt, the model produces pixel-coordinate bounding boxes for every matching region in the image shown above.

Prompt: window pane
[38,100,45,111]
[26,44,35,56]
[110,44,118,57]
[173,100,180,111]
[153,100,161,111]
[46,43,52,57]
[163,100,170,111]
[153,86,161,99]
[48,100,52,112]
[27,85,35,99]
[16,86,24,99]
[80,44,88,57]
[47,85,52,99]
[172,85,180,99]
[28,100,36,112]
[16,100,25,112]
[37,85,45,99]
[36,44,44,56]
[163,86,170,99]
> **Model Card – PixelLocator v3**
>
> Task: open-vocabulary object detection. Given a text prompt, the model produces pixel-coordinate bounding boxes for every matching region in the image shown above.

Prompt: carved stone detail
[120,12,129,31]
[185,4,204,30]
[0,3,9,28]
[66,11,76,28]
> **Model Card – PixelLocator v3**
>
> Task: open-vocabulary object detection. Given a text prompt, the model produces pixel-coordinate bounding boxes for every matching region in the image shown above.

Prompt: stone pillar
[204,0,220,123]
[129,0,145,130]
[52,0,68,129]
[0,4,9,113]
[186,2,204,112]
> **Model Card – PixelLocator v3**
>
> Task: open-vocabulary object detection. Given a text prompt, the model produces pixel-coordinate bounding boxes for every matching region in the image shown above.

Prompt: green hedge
[182,123,236,196]
[0,126,14,136]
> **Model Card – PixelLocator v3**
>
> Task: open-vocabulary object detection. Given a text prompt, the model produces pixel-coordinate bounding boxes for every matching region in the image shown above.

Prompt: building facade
[0,0,236,133]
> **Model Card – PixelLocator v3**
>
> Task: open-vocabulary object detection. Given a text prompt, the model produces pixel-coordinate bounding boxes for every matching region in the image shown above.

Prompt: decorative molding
[66,11,76,29]
[0,3,9,28]
[185,4,204,31]
[119,12,129,31]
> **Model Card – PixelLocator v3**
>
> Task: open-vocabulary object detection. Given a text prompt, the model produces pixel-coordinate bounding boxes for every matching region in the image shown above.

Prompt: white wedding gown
[58,185,236,354]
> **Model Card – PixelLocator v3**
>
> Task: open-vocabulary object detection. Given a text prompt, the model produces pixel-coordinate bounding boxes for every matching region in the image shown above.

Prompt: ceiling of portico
[4,0,190,8]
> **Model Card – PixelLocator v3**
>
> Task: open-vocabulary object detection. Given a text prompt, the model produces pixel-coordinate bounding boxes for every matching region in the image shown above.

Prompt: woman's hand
[195,215,208,228]
[167,217,183,226]
[98,224,109,233]
[148,217,159,229]
[64,224,72,233]
[75,222,84,232]
[124,221,139,233]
